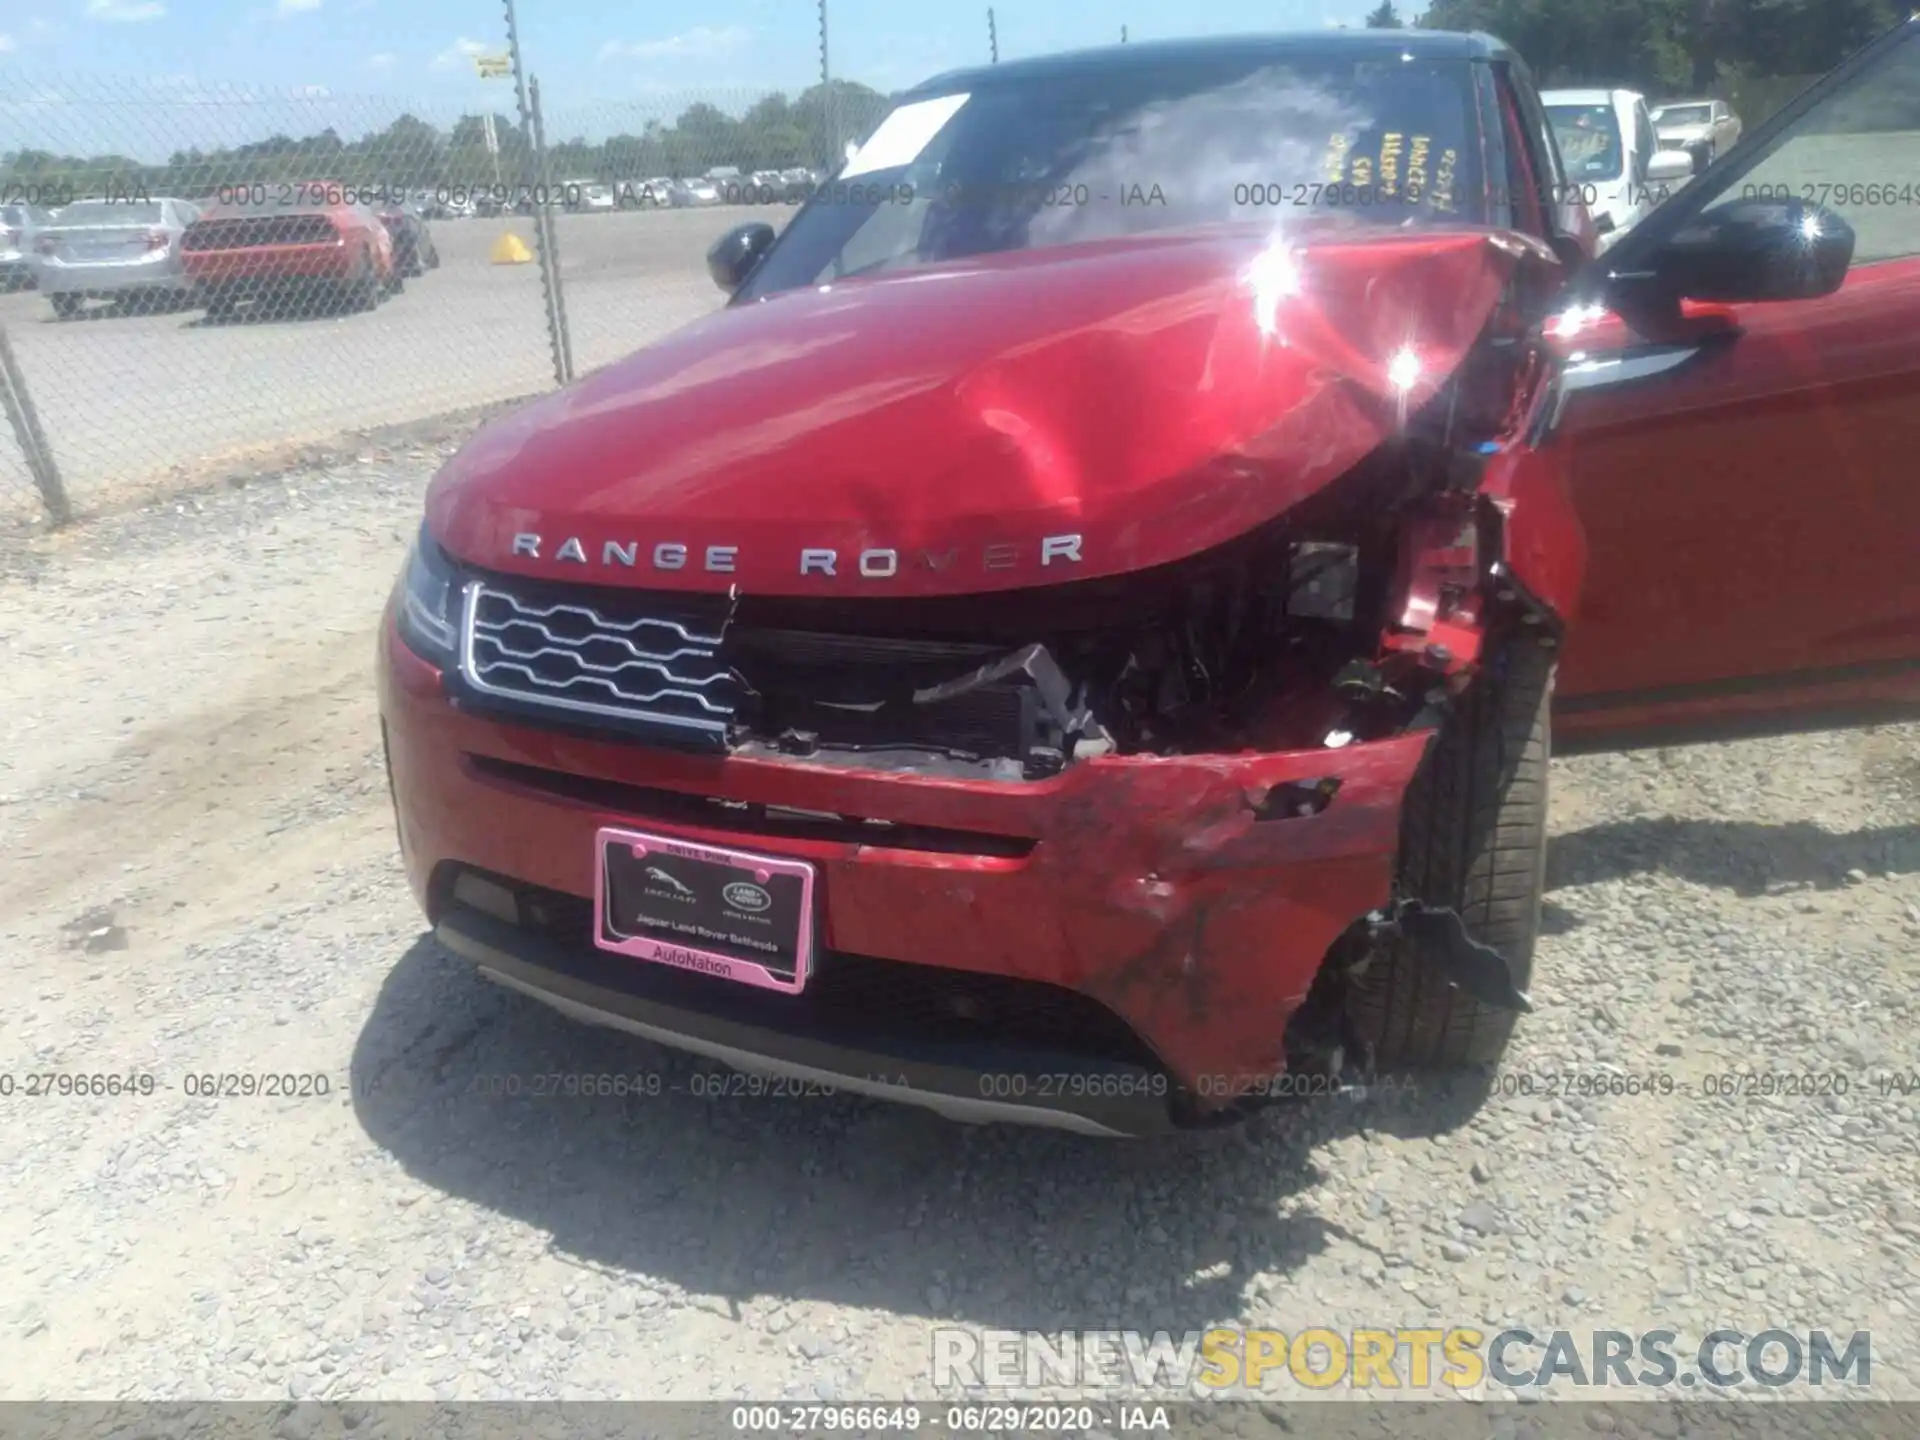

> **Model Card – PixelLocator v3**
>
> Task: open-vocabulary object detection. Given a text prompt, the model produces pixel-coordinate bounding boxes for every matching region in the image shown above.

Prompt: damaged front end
[434,230,1580,1114]
[700,400,1558,1105]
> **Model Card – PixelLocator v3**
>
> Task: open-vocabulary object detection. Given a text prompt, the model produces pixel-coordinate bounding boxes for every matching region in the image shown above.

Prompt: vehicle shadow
[186,284,399,328]
[350,935,1488,1335]
[30,291,197,323]
[1547,816,1920,898]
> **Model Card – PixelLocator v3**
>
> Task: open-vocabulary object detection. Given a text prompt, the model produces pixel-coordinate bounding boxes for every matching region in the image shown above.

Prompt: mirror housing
[707,221,776,294]
[1628,196,1853,306]
[1646,149,1695,184]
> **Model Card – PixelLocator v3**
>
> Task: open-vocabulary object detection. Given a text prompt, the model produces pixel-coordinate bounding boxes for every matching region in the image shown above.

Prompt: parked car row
[1,201,56,292]
[1,183,440,321]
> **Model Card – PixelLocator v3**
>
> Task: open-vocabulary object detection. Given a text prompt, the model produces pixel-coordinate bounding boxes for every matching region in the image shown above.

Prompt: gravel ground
[1,450,1915,1406]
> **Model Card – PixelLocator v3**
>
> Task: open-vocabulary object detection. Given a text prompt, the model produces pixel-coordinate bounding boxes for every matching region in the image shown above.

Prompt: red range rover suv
[378,26,1920,1135]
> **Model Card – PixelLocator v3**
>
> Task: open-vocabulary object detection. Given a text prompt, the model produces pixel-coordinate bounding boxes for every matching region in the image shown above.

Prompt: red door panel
[1546,254,1920,750]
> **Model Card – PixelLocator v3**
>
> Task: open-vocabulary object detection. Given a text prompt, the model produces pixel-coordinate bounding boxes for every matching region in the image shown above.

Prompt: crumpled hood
[429,224,1547,595]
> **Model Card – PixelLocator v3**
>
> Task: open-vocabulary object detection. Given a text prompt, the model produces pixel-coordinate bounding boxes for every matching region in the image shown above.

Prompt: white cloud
[0,32,15,50]
[366,50,394,69]
[276,0,322,13]
[598,24,752,63]
[430,36,490,72]
[85,0,166,20]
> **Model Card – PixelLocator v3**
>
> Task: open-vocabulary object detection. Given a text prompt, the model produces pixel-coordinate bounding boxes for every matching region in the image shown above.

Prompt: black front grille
[453,574,1056,767]
[459,580,739,747]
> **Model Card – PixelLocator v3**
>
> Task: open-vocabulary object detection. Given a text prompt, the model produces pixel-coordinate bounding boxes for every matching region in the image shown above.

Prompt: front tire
[1348,640,1554,1068]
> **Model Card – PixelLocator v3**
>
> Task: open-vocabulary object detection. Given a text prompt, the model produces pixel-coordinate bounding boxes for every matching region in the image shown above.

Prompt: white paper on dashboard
[840,93,971,178]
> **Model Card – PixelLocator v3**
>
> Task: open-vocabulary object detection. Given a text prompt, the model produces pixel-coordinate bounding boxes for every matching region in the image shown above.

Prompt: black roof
[905,29,1511,97]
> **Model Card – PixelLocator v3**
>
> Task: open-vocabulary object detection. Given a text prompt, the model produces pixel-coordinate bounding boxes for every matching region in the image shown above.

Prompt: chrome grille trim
[459,580,734,741]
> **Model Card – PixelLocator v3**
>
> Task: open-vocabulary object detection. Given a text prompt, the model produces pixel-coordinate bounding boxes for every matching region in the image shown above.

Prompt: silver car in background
[1650,97,1743,173]
[2,202,57,291]
[670,178,723,208]
[30,196,203,318]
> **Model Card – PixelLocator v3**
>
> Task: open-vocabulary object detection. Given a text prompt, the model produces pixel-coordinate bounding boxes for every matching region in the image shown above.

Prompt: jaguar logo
[722,881,772,914]
[509,533,1084,577]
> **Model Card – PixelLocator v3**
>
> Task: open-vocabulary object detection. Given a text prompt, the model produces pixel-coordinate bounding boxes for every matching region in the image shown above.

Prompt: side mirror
[706,221,776,294]
[1646,149,1695,184]
[1634,196,1853,305]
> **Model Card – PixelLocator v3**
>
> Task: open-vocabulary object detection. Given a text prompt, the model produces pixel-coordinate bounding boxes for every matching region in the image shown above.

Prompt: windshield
[1547,104,1625,182]
[1654,103,1712,126]
[740,52,1485,298]
[57,200,165,224]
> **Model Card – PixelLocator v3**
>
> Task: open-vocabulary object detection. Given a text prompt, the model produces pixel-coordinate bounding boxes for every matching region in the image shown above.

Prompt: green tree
[1366,2,1405,27]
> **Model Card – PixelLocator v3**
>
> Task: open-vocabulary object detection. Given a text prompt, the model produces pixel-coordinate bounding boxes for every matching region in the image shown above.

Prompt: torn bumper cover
[1371,900,1533,1013]
[382,614,1471,1132]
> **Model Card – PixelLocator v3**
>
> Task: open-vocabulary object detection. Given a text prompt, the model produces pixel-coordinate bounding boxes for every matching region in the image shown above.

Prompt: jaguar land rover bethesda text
[378,25,1920,1135]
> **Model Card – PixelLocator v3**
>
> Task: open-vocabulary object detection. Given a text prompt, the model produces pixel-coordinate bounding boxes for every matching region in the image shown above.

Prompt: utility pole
[988,7,998,62]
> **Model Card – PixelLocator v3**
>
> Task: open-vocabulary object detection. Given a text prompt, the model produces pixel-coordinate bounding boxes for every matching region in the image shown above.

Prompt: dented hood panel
[428,225,1534,595]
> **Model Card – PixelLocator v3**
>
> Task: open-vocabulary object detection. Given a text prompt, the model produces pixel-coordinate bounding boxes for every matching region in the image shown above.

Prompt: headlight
[396,524,459,665]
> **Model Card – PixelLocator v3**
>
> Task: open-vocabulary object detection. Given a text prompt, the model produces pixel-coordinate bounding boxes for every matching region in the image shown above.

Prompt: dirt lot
[1,448,1917,1405]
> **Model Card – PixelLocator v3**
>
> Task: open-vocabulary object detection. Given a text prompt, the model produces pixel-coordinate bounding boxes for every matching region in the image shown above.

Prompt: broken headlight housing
[395,524,459,666]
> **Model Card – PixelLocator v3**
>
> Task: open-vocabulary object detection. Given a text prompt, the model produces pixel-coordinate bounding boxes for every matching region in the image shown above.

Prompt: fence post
[501,0,574,386]
[526,75,575,384]
[0,321,71,526]
[819,0,836,165]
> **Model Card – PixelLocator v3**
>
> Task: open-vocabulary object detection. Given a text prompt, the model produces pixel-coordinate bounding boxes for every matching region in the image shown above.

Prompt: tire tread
[1349,642,1554,1067]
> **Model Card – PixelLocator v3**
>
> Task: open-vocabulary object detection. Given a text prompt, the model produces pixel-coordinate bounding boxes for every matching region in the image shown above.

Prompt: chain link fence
[0,69,885,523]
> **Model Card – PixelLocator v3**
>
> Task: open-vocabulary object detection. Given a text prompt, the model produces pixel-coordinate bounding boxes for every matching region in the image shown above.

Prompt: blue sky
[0,0,1432,161]
[2,0,1420,102]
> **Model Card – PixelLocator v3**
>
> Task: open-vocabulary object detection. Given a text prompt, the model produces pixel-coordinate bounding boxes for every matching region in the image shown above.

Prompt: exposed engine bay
[717,428,1532,781]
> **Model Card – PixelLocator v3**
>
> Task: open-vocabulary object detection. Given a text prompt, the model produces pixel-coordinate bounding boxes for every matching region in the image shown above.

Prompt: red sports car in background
[181,182,397,320]
[378,23,1920,1135]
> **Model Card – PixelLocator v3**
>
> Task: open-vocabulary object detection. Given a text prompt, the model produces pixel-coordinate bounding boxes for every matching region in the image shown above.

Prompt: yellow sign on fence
[473,54,511,79]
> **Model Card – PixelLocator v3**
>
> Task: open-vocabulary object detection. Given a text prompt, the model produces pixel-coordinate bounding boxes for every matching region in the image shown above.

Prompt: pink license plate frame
[592,826,818,994]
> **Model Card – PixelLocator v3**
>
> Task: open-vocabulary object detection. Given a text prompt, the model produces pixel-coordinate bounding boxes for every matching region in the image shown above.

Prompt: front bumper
[439,901,1179,1135]
[379,611,1432,1121]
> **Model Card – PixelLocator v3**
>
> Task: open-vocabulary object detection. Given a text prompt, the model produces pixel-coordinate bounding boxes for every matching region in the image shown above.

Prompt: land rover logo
[723,881,772,913]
